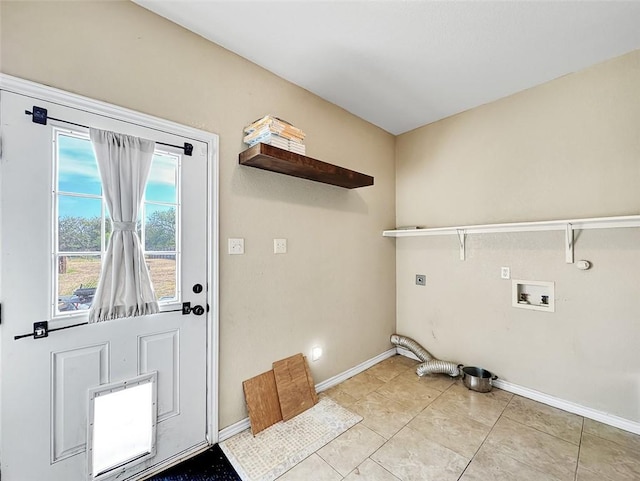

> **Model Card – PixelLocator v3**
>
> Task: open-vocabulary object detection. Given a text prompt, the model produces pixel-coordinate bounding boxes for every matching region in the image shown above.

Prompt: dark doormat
[147,444,241,481]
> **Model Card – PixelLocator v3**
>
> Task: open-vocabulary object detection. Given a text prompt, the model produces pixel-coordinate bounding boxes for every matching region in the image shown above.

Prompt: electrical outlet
[274,238,287,254]
[228,238,244,255]
[415,274,426,286]
[501,267,510,279]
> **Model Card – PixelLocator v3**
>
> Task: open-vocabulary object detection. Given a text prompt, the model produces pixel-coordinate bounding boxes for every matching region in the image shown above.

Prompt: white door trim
[0,73,220,445]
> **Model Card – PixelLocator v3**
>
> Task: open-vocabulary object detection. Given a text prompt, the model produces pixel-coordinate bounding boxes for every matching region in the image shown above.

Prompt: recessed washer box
[512,280,555,312]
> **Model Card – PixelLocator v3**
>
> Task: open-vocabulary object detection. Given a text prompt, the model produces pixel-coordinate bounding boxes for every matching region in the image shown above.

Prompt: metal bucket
[460,366,498,393]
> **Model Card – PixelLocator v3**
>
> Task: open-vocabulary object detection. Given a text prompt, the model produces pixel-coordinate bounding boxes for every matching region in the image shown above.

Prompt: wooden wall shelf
[239,143,374,189]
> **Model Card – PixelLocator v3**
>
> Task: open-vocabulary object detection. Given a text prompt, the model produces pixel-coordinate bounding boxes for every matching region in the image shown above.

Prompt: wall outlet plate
[415,274,426,286]
[501,267,511,279]
[228,238,244,255]
[274,238,287,254]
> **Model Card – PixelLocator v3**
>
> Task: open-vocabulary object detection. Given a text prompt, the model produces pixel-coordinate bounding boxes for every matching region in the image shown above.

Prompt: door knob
[182,302,205,316]
[191,305,205,316]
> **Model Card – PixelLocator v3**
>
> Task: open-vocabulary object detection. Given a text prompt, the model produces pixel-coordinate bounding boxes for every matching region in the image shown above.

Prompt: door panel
[0,89,212,481]
[52,343,110,462]
[138,330,180,421]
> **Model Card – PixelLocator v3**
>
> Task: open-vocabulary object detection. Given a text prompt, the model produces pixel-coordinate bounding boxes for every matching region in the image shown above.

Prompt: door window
[54,129,181,317]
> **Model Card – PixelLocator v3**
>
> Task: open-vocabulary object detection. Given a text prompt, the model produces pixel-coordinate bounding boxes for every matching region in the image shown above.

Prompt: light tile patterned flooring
[275,355,640,481]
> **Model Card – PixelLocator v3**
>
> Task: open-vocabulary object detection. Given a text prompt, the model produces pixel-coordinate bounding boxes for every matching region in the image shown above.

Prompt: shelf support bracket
[456,229,466,261]
[565,223,574,264]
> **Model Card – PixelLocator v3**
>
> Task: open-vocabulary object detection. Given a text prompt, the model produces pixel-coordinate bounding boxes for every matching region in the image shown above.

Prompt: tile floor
[275,355,640,481]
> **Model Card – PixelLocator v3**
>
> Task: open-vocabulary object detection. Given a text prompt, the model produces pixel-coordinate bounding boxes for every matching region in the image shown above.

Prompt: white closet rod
[383,214,640,238]
[383,214,640,263]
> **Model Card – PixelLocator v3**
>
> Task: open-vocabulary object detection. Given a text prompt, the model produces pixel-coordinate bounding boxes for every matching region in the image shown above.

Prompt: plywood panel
[303,356,319,404]
[273,354,315,421]
[243,370,282,435]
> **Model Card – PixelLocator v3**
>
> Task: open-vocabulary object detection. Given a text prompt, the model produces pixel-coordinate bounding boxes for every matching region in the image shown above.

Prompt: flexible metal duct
[390,334,461,377]
[389,334,433,362]
[415,359,460,377]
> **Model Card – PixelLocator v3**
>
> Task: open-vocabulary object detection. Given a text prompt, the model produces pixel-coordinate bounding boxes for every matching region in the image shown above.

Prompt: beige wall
[0,1,396,429]
[396,51,640,422]
[3,0,638,429]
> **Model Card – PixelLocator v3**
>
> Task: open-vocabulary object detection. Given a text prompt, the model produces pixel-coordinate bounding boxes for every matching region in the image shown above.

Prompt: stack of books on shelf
[243,115,306,155]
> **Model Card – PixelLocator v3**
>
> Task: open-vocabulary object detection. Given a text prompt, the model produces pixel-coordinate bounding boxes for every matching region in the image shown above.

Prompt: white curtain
[88,128,159,323]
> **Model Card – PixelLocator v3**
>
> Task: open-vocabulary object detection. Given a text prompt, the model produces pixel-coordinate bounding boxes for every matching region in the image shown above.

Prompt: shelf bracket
[456,229,466,261]
[565,223,574,264]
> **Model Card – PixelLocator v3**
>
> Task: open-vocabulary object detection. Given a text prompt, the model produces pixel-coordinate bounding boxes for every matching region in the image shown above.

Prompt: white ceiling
[134,1,640,135]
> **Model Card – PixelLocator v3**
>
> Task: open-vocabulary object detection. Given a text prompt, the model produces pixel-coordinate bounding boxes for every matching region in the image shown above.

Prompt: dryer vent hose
[390,334,461,377]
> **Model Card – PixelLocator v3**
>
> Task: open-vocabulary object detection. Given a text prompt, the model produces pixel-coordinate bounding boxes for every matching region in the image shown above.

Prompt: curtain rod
[25,106,193,156]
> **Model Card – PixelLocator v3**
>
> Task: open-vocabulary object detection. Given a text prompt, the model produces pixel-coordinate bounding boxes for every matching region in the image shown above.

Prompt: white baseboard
[315,348,397,393]
[493,378,640,436]
[221,348,640,439]
[395,349,640,436]
[218,348,397,442]
[219,417,251,442]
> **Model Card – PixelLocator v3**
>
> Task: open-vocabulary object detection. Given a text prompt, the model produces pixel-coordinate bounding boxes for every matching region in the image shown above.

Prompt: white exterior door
[0,82,217,481]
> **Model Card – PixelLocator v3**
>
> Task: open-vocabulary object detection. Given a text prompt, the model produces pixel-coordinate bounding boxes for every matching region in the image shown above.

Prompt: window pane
[144,204,176,252]
[58,133,101,195]
[146,254,176,302]
[58,196,103,252]
[145,153,177,203]
[53,134,184,316]
[57,255,100,312]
